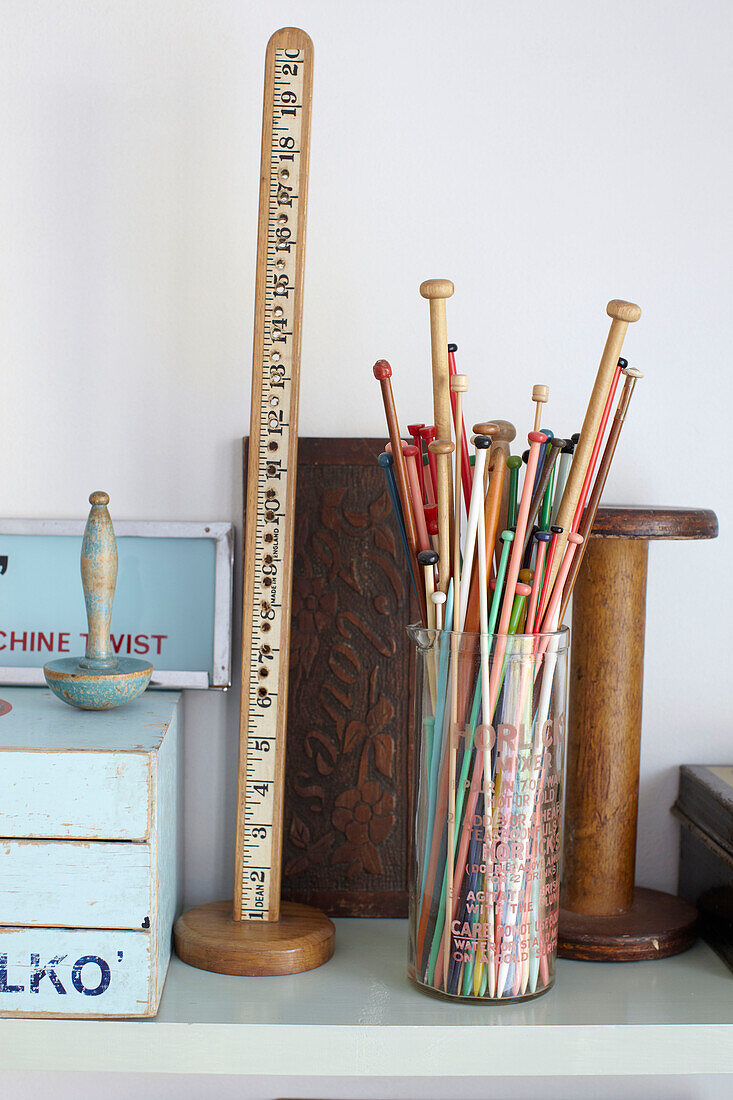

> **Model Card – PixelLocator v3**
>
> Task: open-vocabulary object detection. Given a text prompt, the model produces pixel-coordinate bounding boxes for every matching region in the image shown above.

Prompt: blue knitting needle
[378,452,420,605]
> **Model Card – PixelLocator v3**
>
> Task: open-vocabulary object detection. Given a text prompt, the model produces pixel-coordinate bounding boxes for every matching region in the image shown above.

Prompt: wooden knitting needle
[475,419,515,560]
[570,357,625,533]
[532,385,549,433]
[428,439,454,594]
[420,279,455,445]
[373,360,427,624]
[558,366,643,621]
[548,299,641,593]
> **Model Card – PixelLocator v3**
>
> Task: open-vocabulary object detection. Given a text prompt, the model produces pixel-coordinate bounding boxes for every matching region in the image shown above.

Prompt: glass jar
[407,625,569,1002]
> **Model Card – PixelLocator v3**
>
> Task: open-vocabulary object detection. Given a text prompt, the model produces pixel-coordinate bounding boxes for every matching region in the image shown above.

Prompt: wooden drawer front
[0,750,151,840]
[0,926,153,1017]
[0,840,152,929]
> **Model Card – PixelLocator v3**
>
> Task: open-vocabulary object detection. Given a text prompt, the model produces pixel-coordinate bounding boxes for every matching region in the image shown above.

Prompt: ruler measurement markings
[235,32,312,920]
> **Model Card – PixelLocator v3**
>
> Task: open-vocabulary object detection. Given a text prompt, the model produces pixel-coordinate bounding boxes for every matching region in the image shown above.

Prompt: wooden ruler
[234,27,314,923]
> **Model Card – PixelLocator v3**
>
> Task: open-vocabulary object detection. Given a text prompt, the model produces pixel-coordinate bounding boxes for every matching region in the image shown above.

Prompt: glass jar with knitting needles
[407,622,569,1003]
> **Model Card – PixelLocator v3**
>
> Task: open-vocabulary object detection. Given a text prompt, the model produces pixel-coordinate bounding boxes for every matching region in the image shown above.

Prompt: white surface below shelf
[1,918,732,1077]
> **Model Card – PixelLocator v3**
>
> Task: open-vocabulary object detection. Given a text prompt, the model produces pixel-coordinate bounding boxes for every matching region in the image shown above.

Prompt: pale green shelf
[2,919,731,1076]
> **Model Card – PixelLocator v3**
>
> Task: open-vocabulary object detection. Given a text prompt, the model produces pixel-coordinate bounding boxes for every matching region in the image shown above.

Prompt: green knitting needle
[506,456,522,528]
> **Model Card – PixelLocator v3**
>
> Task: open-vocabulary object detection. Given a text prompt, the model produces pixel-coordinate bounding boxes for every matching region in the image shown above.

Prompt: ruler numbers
[237,41,309,920]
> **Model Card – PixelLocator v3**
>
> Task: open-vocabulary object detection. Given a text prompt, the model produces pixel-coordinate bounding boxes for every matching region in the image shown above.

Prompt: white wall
[0,0,731,1090]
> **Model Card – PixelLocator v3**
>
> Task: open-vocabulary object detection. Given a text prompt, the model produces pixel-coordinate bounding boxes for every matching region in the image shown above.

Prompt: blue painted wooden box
[0,687,181,1017]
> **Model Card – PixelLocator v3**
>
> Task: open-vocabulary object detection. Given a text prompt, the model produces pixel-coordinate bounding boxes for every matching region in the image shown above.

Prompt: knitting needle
[420,281,455,532]
[463,448,505,635]
[488,531,514,634]
[548,300,641,593]
[550,439,574,525]
[535,524,563,627]
[418,548,440,707]
[408,422,426,502]
[377,451,420,607]
[445,378,466,985]
[418,426,438,505]
[475,460,494,994]
[475,419,516,565]
[403,443,432,551]
[457,435,491,631]
[538,532,584,633]
[532,385,549,433]
[559,366,643,621]
[570,357,625,533]
[521,436,565,555]
[429,439,455,595]
[506,455,523,528]
[418,549,439,629]
[431,589,446,631]
[494,433,545,639]
[448,345,473,511]
[373,360,428,624]
[526,530,552,631]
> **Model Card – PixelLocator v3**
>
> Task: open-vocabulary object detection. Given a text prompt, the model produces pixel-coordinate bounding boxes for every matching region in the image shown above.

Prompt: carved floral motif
[283,454,413,914]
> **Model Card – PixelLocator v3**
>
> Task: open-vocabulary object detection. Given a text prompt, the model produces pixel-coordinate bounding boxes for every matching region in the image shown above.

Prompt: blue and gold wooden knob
[44,492,153,709]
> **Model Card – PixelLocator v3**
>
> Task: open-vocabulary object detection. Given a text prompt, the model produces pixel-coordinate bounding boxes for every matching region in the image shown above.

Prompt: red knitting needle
[418,426,438,505]
[408,422,426,502]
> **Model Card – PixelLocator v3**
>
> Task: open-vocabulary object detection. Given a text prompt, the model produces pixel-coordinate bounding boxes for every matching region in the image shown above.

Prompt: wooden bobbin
[559,505,718,962]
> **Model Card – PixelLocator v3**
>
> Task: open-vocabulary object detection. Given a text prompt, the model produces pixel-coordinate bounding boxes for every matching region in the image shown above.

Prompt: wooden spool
[559,505,718,961]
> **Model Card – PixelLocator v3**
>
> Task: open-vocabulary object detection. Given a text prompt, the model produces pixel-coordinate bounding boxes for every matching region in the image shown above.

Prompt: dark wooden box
[673,765,733,972]
[244,438,417,918]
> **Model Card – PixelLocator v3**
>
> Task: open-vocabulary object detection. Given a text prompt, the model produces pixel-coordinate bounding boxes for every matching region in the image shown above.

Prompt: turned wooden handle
[549,300,641,591]
[420,279,455,446]
[80,491,118,670]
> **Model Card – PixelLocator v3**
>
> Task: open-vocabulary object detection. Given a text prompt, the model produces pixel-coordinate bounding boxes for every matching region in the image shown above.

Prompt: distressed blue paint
[30,953,67,994]
[43,493,152,710]
[0,953,24,993]
[44,658,152,710]
[0,691,181,1017]
[71,955,111,996]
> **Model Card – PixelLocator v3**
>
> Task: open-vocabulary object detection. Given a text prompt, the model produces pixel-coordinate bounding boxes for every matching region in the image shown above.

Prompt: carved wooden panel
[245,438,415,917]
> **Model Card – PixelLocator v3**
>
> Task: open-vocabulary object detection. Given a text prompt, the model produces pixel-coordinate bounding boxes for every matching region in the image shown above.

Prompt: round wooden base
[558,887,698,961]
[174,899,335,976]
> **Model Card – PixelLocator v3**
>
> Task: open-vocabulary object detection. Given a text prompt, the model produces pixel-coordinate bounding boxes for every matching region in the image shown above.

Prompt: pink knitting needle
[418,426,438,505]
[571,358,625,533]
[403,444,431,552]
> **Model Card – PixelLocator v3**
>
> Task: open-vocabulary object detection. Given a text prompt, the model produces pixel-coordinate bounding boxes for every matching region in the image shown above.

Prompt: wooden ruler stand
[175,28,334,976]
[558,505,718,960]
